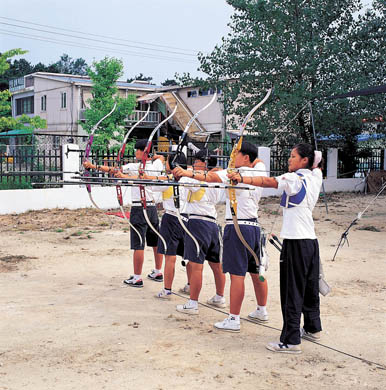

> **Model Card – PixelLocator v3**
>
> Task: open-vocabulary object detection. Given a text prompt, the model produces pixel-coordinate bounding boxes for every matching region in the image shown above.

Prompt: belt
[132,201,155,206]
[226,219,260,227]
[165,210,188,222]
[189,215,217,223]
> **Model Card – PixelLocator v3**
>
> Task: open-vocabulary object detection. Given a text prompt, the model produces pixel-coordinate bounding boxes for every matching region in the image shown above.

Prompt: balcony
[79,109,160,125]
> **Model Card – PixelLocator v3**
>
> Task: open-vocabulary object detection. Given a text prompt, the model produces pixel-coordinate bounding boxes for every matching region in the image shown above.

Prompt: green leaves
[81,57,136,152]
[196,0,385,148]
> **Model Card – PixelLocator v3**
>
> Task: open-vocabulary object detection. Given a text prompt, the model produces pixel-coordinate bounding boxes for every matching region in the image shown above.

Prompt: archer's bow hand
[172,166,187,180]
[227,171,242,184]
[83,160,95,170]
[114,170,127,179]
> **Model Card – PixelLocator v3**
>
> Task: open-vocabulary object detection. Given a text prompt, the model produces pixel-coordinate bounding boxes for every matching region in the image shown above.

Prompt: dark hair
[293,143,315,169]
[168,152,187,169]
[135,139,148,151]
[239,141,258,163]
[194,149,217,169]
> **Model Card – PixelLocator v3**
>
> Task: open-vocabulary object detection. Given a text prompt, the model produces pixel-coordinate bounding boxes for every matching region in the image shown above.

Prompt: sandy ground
[0,192,385,390]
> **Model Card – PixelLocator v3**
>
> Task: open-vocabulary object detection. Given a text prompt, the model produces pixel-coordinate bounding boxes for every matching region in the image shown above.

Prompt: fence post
[62,143,80,182]
[384,149,386,171]
[258,146,270,176]
[327,148,338,178]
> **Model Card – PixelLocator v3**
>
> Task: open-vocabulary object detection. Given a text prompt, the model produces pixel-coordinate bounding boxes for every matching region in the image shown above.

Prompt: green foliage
[185,0,385,149]
[127,73,154,83]
[81,57,136,152]
[0,176,33,190]
[161,78,179,86]
[54,54,88,75]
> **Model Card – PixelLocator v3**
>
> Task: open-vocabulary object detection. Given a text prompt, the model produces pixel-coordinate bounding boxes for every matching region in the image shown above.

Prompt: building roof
[32,72,162,91]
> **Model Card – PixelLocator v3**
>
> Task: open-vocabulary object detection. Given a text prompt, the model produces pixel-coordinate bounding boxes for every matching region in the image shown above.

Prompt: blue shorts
[222,222,261,276]
[157,213,187,256]
[184,218,220,264]
[130,206,160,250]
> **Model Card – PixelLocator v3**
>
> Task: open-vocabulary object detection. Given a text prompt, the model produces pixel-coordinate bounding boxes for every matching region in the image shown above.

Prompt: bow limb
[227,89,273,281]
[83,103,117,223]
[115,105,152,247]
[138,104,179,253]
[168,94,218,257]
[173,184,200,258]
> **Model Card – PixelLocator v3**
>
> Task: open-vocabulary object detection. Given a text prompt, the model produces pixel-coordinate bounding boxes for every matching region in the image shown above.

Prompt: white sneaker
[147,269,163,282]
[248,308,268,322]
[155,289,172,300]
[179,284,190,295]
[207,295,226,308]
[214,316,240,332]
[266,341,302,354]
[176,302,198,315]
[300,328,321,341]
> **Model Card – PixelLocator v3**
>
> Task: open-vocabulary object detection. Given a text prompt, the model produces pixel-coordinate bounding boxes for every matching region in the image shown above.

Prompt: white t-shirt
[121,159,164,203]
[216,163,266,220]
[151,178,187,213]
[275,168,322,239]
[182,175,222,219]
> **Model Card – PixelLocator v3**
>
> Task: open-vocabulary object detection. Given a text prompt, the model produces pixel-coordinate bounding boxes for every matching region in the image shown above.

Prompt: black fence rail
[0,148,63,188]
[338,148,384,178]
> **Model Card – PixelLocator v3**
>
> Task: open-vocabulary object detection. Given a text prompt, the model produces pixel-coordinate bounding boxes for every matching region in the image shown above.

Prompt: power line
[0,30,198,65]
[0,21,197,58]
[0,16,200,54]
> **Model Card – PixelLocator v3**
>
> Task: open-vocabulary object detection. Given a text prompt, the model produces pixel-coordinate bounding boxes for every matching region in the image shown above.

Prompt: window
[15,96,34,115]
[61,92,67,109]
[41,95,47,111]
[187,90,197,98]
[199,89,209,96]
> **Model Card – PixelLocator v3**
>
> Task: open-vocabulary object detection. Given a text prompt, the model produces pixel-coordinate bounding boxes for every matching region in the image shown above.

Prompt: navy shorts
[184,218,220,264]
[157,213,187,256]
[222,222,261,276]
[130,206,160,250]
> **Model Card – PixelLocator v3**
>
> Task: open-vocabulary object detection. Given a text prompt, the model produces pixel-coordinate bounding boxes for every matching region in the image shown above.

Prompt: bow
[332,180,386,261]
[227,88,273,281]
[115,105,152,246]
[138,104,178,253]
[170,92,218,258]
[83,103,117,215]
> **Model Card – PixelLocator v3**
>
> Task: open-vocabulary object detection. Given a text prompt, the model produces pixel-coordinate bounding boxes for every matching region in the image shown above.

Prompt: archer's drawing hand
[227,171,242,184]
[172,167,186,180]
[114,170,126,179]
[83,160,95,170]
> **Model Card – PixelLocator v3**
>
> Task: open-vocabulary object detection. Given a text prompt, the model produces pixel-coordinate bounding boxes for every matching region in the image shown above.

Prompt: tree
[127,73,154,84]
[0,49,47,132]
[81,56,136,151]
[161,78,179,87]
[54,54,88,75]
[0,53,88,91]
[193,0,385,149]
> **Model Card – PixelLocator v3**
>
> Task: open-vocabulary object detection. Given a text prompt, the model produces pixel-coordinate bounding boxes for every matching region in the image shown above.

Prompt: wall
[0,146,378,215]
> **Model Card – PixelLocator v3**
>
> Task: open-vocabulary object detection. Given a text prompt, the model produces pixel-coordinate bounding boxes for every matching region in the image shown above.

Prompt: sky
[0,0,234,85]
[0,0,374,85]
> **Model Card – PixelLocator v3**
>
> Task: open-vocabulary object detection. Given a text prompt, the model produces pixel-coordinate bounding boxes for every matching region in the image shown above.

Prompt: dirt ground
[0,192,385,390]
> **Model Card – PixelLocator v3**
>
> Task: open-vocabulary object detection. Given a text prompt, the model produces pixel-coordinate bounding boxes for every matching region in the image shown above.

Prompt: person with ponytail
[228,143,323,354]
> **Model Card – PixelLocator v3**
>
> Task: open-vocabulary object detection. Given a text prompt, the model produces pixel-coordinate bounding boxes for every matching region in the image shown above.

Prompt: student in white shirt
[228,143,323,354]
[173,142,269,332]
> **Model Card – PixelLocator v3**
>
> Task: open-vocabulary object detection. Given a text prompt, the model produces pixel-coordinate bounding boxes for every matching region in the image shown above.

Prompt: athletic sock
[187,299,198,308]
[229,313,240,322]
[258,305,267,315]
[133,274,141,281]
[165,287,171,291]
[215,294,223,300]
[154,268,161,274]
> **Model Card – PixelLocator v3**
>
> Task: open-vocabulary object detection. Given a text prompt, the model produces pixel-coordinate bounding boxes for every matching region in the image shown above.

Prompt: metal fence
[1,134,384,188]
